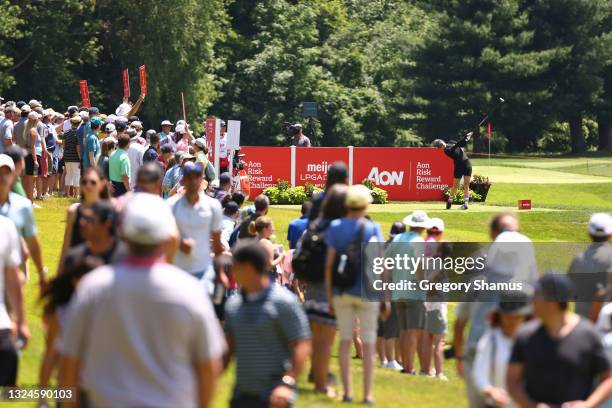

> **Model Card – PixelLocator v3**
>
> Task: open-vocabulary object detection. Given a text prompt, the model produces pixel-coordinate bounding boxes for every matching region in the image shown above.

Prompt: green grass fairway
[15,155,612,408]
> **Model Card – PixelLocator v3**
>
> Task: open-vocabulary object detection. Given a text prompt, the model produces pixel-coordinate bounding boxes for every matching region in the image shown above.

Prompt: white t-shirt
[127,141,146,189]
[472,328,516,408]
[0,118,13,154]
[486,231,538,294]
[60,260,226,408]
[170,193,223,275]
[219,133,228,158]
[0,216,23,329]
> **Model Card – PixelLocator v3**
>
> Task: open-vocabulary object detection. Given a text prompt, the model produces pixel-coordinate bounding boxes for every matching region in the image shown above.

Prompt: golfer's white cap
[0,154,15,172]
[427,217,445,232]
[121,193,176,245]
[403,210,429,228]
[588,213,612,237]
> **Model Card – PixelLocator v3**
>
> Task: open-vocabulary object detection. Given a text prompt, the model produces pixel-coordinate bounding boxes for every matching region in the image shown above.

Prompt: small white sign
[227,120,241,150]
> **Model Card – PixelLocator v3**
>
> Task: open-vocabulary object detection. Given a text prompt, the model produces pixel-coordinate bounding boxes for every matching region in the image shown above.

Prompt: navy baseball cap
[535,272,573,302]
[182,162,203,177]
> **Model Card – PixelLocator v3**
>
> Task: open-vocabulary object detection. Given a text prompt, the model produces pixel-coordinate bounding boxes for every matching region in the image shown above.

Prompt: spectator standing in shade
[82,117,101,170]
[159,120,174,147]
[59,194,225,408]
[507,273,612,408]
[224,241,311,408]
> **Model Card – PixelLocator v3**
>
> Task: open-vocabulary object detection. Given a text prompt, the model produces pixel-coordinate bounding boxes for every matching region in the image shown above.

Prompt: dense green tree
[0,1,23,92]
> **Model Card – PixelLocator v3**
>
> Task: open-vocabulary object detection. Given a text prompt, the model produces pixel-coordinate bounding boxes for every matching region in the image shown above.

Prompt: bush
[361,179,388,204]
[469,174,492,202]
[263,179,323,205]
[443,187,482,204]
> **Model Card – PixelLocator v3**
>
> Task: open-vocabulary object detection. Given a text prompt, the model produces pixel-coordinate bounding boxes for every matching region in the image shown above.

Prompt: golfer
[433,132,472,210]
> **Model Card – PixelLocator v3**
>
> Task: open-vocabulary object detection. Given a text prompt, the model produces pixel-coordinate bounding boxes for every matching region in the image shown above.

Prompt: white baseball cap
[403,210,430,228]
[105,114,117,124]
[0,154,15,172]
[105,123,116,132]
[175,124,186,134]
[121,193,176,245]
[160,120,173,126]
[427,217,445,232]
[588,213,612,237]
[28,111,41,121]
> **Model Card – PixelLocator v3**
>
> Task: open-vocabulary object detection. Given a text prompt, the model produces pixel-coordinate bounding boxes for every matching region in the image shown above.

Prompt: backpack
[292,219,330,283]
[332,221,365,289]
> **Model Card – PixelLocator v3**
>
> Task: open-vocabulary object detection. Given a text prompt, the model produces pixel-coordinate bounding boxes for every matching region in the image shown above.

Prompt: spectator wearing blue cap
[169,161,224,296]
[82,117,101,170]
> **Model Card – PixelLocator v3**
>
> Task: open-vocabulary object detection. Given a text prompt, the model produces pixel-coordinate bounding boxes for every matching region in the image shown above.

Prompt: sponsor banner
[241,147,291,199]
[295,147,349,189]
[122,69,130,99]
[205,118,216,163]
[519,199,532,210]
[79,80,91,108]
[352,147,453,201]
[139,65,147,96]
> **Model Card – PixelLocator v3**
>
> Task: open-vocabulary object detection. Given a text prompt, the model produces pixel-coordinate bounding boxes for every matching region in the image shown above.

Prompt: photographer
[287,123,311,147]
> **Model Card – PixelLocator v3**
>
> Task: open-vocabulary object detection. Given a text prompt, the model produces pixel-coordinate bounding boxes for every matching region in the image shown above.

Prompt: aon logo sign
[367,167,404,186]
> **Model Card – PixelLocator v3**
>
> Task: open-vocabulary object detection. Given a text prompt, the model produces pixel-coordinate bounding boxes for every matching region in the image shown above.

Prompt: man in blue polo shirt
[287,202,311,250]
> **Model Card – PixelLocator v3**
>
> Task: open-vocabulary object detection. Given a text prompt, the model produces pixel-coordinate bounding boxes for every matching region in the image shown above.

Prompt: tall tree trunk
[569,114,586,153]
[597,115,612,152]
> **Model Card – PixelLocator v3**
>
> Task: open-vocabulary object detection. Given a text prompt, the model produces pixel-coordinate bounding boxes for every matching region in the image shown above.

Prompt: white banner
[227,120,241,150]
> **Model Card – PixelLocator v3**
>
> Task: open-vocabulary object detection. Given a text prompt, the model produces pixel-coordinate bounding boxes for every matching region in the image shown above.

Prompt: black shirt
[63,129,80,163]
[509,318,609,405]
[443,135,469,165]
[63,240,126,273]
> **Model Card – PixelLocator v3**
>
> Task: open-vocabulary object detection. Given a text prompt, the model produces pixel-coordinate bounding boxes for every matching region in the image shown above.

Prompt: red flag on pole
[487,122,492,140]
[79,80,91,108]
[122,69,130,99]
[139,65,147,96]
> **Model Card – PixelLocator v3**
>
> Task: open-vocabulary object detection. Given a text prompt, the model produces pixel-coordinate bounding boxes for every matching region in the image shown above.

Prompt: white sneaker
[387,360,403,371]
[436,373,449,381]
[380,360,389,368]
[33,203,43,209]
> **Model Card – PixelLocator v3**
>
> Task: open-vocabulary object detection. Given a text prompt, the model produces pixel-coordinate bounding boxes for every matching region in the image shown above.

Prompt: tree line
[1,0,610,153]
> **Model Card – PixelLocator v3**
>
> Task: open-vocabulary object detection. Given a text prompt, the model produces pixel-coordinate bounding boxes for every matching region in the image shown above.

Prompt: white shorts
[65,162,80,187]
[333,294,379,344]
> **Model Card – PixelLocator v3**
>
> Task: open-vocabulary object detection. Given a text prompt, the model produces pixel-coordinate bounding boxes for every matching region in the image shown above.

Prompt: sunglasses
[81,179,98,186]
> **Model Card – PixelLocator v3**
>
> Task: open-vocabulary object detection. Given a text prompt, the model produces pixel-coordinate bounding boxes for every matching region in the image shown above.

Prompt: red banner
[139,65,147,96]
[79,80,91,108]
[353,147,454,201]
[241,147,292,198]
[205,118,217,163]
[122,69,130,99]
[295,147,349,189]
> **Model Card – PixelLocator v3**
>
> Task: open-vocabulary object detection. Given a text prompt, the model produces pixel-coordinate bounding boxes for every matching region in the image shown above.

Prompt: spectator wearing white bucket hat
[385,210,429,376]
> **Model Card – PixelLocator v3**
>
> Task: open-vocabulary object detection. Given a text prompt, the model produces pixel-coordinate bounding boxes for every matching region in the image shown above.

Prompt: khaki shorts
[396,300,426,330]
[333,294,379,344]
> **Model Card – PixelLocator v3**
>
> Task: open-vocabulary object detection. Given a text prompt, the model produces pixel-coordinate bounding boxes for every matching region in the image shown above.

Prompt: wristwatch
[280,375,296,390]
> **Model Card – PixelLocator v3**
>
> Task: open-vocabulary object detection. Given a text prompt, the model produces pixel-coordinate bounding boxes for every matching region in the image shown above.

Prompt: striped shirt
[63,129,80,163]
[225,285,310,398]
